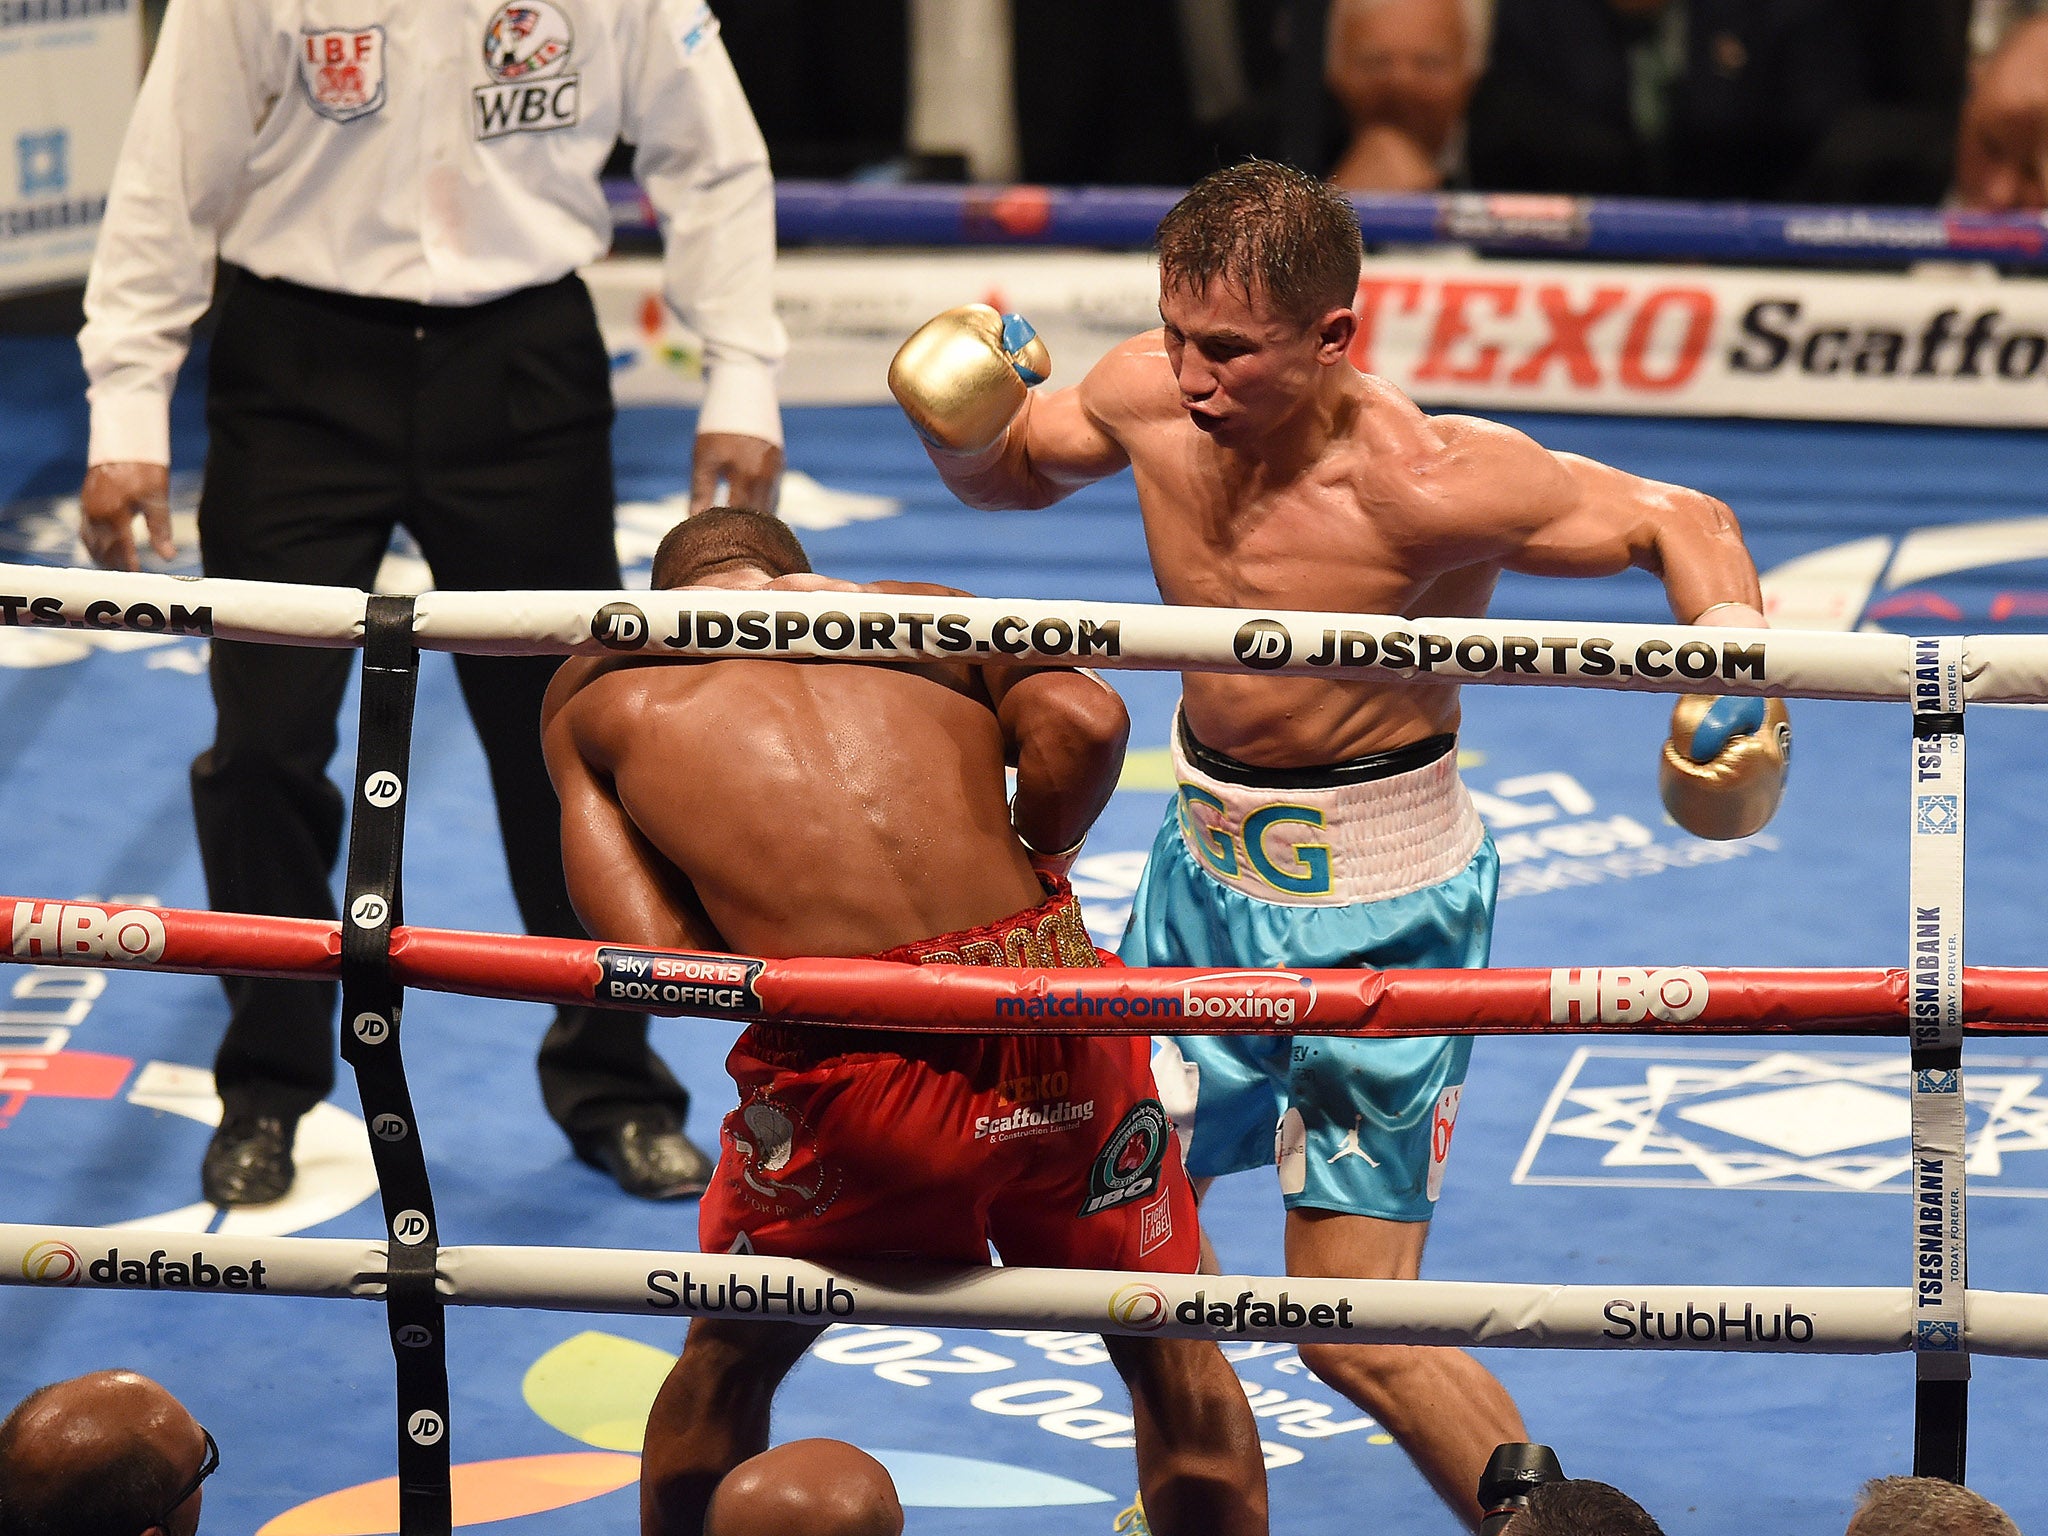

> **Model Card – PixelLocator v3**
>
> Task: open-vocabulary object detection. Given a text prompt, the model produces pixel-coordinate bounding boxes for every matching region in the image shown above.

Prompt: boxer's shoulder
[1080,332,1181,427]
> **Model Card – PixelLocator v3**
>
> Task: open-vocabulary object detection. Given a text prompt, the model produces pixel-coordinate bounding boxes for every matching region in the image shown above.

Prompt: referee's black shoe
[202,1113,296,1206]
[574,1113,713,1200]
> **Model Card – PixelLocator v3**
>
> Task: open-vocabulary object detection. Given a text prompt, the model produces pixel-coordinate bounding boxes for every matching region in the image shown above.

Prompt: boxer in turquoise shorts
[891,161,1789,1527]
[1123,716,1495,1223]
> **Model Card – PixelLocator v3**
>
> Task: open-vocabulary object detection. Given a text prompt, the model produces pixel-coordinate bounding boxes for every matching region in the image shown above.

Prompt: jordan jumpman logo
[1327,1114,1380,1166]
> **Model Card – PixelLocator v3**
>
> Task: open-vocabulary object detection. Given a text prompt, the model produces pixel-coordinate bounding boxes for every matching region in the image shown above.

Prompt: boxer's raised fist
[889,305,1049,454]
[1659,695,1792,840]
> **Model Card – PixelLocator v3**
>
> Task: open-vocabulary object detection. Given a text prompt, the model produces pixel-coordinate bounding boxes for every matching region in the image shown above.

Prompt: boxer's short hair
[1847,1477,2019,1536]
[1155,159,1363,329]
[652,508,811,589]
[1510,1480,1666,1536]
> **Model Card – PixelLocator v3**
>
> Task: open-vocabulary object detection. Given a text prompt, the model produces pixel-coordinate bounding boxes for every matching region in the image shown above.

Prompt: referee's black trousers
[191,267,687,1141]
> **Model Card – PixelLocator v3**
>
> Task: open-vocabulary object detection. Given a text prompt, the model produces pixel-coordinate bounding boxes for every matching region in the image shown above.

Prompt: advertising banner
[587,249,2048,428]
[0,0,139,294]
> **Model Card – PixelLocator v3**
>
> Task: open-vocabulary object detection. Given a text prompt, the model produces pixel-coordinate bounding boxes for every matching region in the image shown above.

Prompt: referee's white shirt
[81,0,786,467]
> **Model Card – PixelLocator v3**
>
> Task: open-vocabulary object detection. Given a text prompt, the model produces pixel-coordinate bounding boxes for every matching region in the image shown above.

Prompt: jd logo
[1233,619,1292,670]
[591,602,649,650]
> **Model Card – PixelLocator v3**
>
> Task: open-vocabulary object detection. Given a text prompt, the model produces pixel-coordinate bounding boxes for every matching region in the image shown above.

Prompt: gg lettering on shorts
[593,949,763,1014]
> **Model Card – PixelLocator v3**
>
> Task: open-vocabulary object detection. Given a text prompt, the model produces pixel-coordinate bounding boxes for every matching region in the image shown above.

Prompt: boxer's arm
[1429,416,1764,623]
[1423,418,1788,838]
[913,343,1139,512]
[541,686,720,950]
[984,666,1130,862]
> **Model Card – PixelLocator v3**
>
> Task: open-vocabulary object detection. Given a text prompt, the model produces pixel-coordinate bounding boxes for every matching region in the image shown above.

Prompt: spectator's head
[652,508,811,589]
[1504,1479,1666,1536]
[1324,0,1482,162]
[704,1439,903,1536]
[0,1370,215,1536]
[1845,1476,2019,1536]
[1956,14,2048,212]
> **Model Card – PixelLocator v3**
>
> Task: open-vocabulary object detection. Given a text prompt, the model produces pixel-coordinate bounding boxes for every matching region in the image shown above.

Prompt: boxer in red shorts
[542,509,1267,1536]
[703,902,1191,1273]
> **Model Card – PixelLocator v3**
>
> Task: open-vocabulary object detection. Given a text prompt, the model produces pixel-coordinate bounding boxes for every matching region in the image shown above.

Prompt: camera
[1476,1442,1567,1535]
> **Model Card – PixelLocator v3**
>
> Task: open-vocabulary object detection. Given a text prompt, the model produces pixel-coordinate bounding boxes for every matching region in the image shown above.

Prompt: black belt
[226,264,581,329]
[1177,713,1456,790]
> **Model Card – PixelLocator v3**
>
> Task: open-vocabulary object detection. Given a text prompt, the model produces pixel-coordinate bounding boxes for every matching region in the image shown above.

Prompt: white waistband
[1171,725,1484,907]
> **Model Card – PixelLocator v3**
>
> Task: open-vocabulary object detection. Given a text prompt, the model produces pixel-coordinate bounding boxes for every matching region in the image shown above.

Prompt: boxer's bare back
[933,278,1763,769]
[541,576,1056,961]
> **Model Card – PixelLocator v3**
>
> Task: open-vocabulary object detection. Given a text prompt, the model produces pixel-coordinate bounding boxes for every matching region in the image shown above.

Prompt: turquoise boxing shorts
[1119,713,1497,1222]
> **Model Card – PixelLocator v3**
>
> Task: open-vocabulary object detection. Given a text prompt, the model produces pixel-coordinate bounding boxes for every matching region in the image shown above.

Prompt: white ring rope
[6,1223,2046,1358]
[0,559,1989,701]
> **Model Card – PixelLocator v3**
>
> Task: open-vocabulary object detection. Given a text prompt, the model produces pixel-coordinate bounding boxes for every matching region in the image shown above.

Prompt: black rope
[339,595,452,1534]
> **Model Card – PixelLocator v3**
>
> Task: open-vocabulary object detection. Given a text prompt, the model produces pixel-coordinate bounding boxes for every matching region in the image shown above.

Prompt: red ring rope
[7,894,2046,1037]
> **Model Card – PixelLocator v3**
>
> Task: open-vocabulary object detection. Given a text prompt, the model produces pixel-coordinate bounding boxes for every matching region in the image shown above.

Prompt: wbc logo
[475,2,581,139]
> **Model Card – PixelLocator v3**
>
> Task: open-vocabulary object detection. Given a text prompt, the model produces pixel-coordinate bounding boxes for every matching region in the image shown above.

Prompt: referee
[76,0,786,1206]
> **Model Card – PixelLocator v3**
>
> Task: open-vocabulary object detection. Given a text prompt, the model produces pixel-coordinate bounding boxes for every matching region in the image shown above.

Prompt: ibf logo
[590,602,649,651]
[15,130,66,198]
[475,1,580,139]
[298,28,387,123]
[1232,619,1292,670]
[1548,967,1710,1025]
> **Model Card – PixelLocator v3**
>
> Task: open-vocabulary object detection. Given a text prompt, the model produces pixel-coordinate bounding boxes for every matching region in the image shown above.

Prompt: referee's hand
[689,432,784,517]
[79,462,175,571]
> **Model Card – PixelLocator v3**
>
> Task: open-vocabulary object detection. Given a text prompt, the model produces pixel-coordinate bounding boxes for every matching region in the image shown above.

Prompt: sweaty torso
[1094,336,1502,767]
[561,657,1047,958]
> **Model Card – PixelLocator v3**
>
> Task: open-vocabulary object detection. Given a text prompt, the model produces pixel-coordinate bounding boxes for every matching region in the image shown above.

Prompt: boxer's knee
[642,1320,821,1536]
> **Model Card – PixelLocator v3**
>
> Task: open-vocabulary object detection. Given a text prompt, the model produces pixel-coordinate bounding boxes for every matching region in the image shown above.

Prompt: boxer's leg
[1104,1334,1269,1536]
[1275,839,1520,1530]
[1285,1212,1524,1529]
[640,1317,822,1536]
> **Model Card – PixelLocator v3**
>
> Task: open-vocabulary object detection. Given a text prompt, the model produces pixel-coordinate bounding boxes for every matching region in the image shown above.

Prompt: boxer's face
[1159,279,1356,448]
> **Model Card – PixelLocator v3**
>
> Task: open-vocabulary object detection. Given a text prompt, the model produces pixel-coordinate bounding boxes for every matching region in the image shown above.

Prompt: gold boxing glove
[888,304,1051,453]
[1659,695,1792,841]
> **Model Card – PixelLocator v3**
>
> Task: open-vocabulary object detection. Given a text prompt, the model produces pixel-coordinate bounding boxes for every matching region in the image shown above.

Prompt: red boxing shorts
[699,882,1198,1274]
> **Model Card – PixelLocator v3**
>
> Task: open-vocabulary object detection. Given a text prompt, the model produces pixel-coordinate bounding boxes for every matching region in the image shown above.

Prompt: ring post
[1908,636,1969,1481]
[339,595,453,1534]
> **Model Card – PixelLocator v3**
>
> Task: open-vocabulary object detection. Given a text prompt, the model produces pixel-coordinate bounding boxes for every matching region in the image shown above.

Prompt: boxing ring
[0,557,2039,1532]
[10,183,2048,1532]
